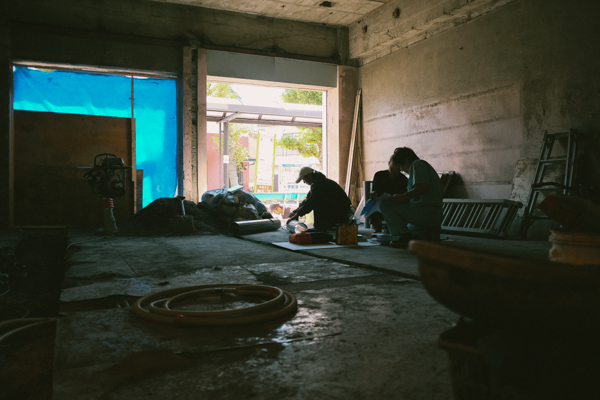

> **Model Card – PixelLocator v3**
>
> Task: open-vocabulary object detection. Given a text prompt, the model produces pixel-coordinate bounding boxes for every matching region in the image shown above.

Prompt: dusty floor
[1,226,555,399]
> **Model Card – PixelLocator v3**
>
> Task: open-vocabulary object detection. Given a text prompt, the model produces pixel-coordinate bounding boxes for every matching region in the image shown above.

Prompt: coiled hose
[133,284,297,326]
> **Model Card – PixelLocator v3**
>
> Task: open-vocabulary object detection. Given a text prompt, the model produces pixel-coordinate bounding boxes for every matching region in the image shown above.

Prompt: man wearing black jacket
[288,167,352,231]
[369,156,409,232]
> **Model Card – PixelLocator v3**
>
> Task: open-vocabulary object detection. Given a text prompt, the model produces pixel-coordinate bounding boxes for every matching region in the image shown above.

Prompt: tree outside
[208,85,324,187]
[212,124,249,187]
[278,89,323,165]
[278,127,322,164]
[208,82,249,187]
[280,89,322,105]
[207,82,240,99]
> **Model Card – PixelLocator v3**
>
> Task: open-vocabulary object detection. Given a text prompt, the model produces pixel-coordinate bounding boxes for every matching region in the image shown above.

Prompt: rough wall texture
[359,0,600,213]
[349,0,518,64]
[7,0,342,72]
[1,0,344,227]
[0,25,9,228]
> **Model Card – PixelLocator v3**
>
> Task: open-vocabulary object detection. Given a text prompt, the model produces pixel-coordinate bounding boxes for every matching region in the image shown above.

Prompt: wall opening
[206,79,325,225]
[12,64,178,208]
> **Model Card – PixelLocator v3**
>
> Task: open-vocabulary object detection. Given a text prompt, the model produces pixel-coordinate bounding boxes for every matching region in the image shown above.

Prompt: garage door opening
[206,80,324,225]
[12,64,178,210]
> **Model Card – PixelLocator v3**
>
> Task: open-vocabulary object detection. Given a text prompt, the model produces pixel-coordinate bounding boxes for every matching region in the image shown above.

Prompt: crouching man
[380,147,443,247]
[289,167,352,232]
[369,155,409,233]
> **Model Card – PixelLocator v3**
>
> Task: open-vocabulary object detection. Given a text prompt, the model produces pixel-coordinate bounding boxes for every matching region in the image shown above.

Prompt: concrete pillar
[326,65,359,186]
[182,46,207,202]
[223,122,230,188]
[0,22,11,228]
[182,46,209,202]
[197,48,208,197]
[182,46,196,201]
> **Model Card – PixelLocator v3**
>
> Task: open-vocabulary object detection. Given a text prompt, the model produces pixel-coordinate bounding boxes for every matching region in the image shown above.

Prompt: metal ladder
[442,199,522,238]
[518,130,577,238]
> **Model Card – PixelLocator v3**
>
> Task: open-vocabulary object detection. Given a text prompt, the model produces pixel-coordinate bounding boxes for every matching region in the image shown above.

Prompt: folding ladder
[518,130,577,238]
[442,199,522,238]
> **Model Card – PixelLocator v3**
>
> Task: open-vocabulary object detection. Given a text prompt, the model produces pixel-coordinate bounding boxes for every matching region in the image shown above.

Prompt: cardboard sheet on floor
[272,241,379,251]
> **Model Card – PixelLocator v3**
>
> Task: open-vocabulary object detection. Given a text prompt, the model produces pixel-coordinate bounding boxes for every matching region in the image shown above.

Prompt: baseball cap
[295,167,315,183]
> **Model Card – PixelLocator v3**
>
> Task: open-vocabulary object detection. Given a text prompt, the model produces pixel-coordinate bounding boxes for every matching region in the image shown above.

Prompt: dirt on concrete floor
[0,229,67,400]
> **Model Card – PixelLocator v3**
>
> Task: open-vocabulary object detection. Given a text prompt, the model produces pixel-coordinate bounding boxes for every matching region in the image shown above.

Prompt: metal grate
[442,199,522,238]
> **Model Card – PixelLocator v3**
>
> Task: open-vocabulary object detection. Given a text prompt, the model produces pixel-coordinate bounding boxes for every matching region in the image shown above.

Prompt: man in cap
[288,167,353,232]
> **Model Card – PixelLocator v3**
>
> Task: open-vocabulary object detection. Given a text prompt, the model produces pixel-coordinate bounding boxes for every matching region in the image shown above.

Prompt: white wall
[207,50,337,89]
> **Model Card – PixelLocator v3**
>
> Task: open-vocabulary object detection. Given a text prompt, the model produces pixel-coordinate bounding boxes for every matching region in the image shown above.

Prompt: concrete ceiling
[148,0,392,26]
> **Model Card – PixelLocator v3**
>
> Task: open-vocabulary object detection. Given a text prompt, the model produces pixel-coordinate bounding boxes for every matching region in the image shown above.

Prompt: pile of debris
[118,188,273,237]
[201,187,272,222]
[118,198,225,236]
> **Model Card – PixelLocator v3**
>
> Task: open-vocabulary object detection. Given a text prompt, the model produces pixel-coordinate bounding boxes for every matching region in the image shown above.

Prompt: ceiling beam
[349,0,518,64]
[208,102,322,119]
[206,117,321,128]
[217,112,241,124]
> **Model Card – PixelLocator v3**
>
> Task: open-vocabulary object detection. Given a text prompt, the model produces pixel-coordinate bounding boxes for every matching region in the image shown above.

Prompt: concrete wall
[1,0,346,226]
[7,0,343,71]
[206,50,338,89]
[349,0,518,64]
[359,0,600,208]
[0,15,10,228]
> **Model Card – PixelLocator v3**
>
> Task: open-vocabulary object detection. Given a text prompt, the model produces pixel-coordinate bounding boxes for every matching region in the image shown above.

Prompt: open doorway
[206,81,325,226]
[12,64,178,210]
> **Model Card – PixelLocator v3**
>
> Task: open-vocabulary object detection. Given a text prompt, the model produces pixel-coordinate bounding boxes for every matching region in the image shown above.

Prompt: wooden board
[12,110,135,227]
[344,89,363,206]
[135,169,144,214]
[272,241,379,251]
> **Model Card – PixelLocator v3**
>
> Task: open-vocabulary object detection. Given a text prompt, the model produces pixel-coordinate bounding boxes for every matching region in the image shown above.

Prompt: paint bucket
[548,230,600,265]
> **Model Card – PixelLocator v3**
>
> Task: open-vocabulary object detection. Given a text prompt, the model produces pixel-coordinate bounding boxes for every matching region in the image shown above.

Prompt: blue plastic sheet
[133,77,178,206]
[13,67,178,207]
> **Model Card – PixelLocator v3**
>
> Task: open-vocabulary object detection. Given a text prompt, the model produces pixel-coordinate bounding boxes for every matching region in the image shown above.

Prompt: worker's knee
[379,199,394,215]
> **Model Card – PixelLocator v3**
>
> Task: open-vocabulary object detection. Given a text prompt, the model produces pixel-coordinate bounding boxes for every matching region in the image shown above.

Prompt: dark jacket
[296,171,352,231]
[372,170,408,196]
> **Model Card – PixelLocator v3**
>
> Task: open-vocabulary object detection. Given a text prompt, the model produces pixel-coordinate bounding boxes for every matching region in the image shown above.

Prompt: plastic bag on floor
[201,186,268,220]
[234,203,259,220]
[230,189,268,215]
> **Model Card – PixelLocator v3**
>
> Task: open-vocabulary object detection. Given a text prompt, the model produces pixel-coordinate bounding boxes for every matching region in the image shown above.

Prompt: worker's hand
[288,211,299,220]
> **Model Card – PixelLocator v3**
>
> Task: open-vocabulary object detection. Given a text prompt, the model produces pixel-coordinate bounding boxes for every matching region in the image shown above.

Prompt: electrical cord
[0,318,55,344]
[133,284,297,326]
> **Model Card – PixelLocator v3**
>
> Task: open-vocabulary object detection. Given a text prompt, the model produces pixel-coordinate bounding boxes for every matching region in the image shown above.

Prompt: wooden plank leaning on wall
[12,111,135,227]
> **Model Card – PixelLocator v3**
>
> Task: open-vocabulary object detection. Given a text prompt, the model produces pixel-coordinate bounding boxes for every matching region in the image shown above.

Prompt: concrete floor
[48,226,552,399]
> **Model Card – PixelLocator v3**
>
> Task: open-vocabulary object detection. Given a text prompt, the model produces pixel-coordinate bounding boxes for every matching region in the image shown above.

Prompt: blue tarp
[13,66,177,207]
